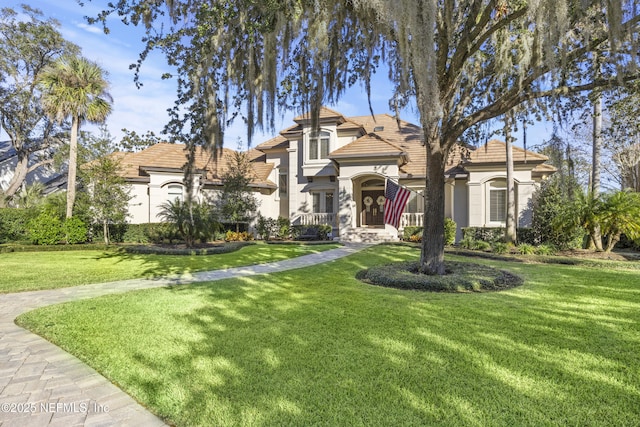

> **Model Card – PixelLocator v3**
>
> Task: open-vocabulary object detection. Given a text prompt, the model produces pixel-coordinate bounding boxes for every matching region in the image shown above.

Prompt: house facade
[116,108,554,241]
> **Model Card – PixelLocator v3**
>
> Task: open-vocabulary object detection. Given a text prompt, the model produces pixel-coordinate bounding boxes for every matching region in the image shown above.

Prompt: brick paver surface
[0,244,366,426]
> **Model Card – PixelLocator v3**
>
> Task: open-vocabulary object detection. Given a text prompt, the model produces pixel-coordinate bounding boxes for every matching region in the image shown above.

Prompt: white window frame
[307,130,331,162]
[311,191,334,213]
[167,184,184,202]
[488,181,507,223]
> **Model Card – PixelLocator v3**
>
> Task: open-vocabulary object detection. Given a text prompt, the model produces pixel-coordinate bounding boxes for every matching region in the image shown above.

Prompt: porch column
[287,145,298,219]
[467,181,482,227]
[445,179,455,219]
[337,176,354,239]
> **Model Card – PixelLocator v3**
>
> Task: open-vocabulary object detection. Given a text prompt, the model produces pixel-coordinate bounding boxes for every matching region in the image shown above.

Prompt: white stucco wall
[466,166,540,228]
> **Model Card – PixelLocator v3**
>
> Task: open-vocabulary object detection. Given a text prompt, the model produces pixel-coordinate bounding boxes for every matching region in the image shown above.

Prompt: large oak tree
[92,0,639,274]
[0,5,79,199]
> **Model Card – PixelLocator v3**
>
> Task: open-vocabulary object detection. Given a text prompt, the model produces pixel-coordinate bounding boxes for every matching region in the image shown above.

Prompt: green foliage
[403,226,423,241]
[224,231,254,242]
[27,212,62,245]
[0,208,34,242]
[532,178,583,249]
[357,261,522,292]
[535,244,557,256]
[277,216,291,239]
[518,243,536,255]
[598,190,640,251]
[0,5,77,197]
[80,127,132,244]
[444,217,457,245]
[158,199,219,247]
[491,241,509,254]
[217,150,258,232]
[462,227,505,243]
[293,224,333,240]
[256,215,278,241]
[124,241,252,256]
[62,217,88,244]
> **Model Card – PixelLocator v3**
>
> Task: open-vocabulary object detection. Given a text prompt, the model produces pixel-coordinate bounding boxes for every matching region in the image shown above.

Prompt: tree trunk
[3,151,30,198]
[504,112,517,245]
[590,91,604,251]
[420,139,447,275]
[103,220,110,245]
[66,116,80,219]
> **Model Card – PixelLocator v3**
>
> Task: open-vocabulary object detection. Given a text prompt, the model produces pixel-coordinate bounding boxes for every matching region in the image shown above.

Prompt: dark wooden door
[361,190,385,226]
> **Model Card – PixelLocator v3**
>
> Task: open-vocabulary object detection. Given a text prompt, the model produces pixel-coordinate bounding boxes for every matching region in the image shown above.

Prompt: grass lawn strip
[0,242,341,293]
[17,245,640,426]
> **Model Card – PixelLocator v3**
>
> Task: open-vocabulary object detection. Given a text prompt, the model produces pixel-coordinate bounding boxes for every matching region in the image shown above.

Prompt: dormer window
[309,131,330,160]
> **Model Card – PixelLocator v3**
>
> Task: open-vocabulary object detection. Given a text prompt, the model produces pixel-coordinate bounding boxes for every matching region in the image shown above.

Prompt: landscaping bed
[357,260,523,292]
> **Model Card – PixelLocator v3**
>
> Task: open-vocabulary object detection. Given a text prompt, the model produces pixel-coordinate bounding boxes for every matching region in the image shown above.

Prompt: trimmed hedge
[357,261,523,292]
[122,241,254,255]
[462,227,538,245]
[403,218,457,245]
[293,224,333,240]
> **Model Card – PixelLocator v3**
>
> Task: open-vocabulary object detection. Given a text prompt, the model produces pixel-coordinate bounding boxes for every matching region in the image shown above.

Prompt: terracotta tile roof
[345,114,425,176]
[251,109,553,179]
[293,106,347,123]
[464,139,549,165]
[254,134,289,151]
[113,143,275,188]
[329,133,405,159]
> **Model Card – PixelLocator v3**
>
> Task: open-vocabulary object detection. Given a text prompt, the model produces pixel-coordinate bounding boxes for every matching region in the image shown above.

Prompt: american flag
[384,179,411,228]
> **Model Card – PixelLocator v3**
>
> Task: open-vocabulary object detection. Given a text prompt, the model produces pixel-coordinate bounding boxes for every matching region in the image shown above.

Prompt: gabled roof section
[465,139,549,165]
[111,143,275,188]
[329,133,406,159]
[293,106,347,124]
[254,134,289,151]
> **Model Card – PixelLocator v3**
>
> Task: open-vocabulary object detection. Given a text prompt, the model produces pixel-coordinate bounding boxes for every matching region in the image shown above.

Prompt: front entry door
[361,190,385,226]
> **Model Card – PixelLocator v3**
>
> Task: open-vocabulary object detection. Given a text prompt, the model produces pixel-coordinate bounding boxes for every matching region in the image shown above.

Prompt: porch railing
[295,213,336,226]
[399,212,424,228]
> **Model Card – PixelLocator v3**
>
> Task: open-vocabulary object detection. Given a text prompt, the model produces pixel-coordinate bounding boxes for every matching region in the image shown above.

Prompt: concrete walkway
[0,244,368,427]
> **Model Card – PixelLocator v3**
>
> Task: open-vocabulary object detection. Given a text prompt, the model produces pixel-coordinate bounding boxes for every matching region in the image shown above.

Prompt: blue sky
[4,0,556,149]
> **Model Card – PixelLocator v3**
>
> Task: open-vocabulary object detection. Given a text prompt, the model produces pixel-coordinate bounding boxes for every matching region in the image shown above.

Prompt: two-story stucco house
[116,107,554,241]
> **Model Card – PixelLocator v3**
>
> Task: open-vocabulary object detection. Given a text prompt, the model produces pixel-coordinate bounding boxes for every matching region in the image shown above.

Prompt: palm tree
[38,56,112,218]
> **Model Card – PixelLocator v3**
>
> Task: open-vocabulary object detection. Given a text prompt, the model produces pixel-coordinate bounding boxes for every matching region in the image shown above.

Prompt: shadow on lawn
[124,250,640,426]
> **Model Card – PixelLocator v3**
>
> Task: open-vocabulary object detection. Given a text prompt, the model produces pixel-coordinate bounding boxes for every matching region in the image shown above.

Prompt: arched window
[308,131,330,160]
[167,184,183,202]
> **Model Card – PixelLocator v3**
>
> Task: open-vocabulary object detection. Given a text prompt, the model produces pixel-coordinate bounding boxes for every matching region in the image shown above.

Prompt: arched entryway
[356,176,386,227]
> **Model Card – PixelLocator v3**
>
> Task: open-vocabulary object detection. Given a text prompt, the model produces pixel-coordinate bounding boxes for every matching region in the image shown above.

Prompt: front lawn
[17,245,640,426]
[0,242,341,293]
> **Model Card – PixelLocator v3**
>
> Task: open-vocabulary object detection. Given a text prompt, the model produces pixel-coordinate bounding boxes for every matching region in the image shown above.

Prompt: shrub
[516,228,538,245]
[293,224,333,240]
[62,217,88,244]
[225,230,254,241]
[403,226,422,241]
[0,208,34,243]
[409,234,421,243]
[459,236,476,249]
[491,242,509,254]
[535,244,557,256]
[256,215,277,241]
[531,178,583,249]
[357,261,523,292]
[475,240,491,251]
[518,243,536,255]
[28,212,63,245]
[462,227,504,243]
[277,216,291,239]
[444,218,457,245]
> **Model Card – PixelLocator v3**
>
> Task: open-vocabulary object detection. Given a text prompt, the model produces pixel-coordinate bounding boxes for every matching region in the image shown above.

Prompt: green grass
[0,242,340,293]
[17,245,640,426]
